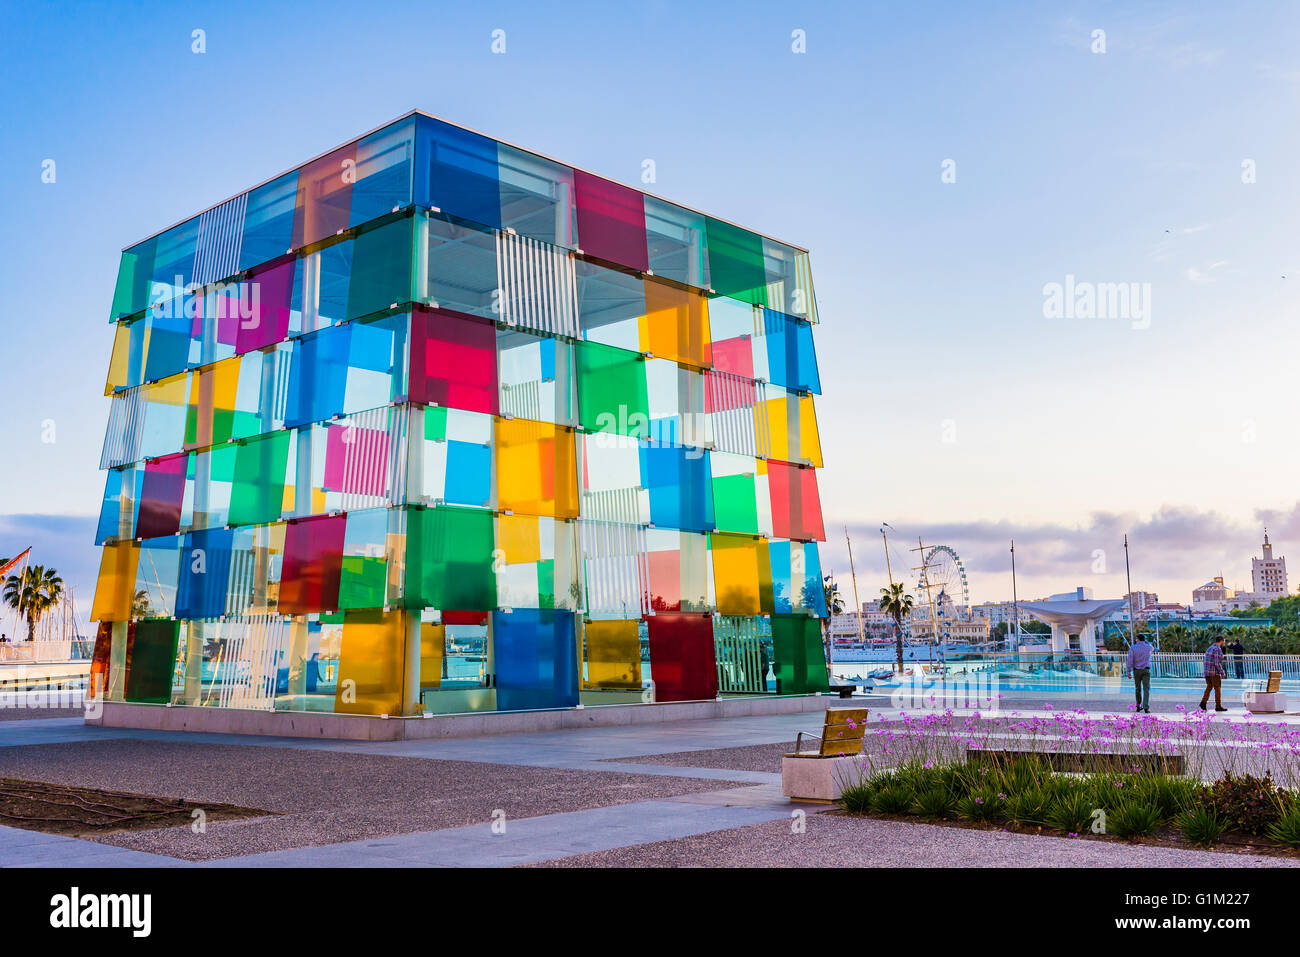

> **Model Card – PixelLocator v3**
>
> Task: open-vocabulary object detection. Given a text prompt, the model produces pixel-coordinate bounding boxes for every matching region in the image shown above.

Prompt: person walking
[1199,635,1228,711]
[1228,637,1245,680]
[1126,634,1154,713]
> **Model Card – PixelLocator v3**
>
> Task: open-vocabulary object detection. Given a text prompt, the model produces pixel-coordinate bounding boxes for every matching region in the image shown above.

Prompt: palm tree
[2,564,65,643]
[879,582,915,670]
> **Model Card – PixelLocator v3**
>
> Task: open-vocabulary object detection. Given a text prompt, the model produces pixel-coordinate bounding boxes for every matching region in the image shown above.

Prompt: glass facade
[91,111,829,716]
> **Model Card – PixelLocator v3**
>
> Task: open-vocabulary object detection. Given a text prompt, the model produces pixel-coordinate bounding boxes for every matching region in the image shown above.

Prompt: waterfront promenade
[1,691,1297,868]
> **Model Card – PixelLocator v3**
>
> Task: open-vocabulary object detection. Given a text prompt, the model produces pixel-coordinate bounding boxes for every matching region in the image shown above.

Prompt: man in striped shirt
[1125,635,1153,713]
[1199,636,1228,711]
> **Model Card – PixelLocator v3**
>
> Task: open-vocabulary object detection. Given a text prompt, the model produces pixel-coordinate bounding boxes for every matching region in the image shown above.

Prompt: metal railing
[0,639,92,664]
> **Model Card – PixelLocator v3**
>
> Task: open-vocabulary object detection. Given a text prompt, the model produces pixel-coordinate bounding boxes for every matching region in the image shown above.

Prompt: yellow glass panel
[91,542,141,622]
[639,278,712,368]
[711,533,764,616]
[498,513,542,564]
[186,358,241,448]
[583,619,641,690]
[105,322,131,395]
[763,395,789,461]
[799,395,823,468]
[335,608,406,715]
[420,621,445,689]
[496,417,579,519]
[149,371,189,407]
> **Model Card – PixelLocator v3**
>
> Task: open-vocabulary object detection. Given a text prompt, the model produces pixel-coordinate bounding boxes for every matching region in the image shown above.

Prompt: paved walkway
[0,706,1296,867]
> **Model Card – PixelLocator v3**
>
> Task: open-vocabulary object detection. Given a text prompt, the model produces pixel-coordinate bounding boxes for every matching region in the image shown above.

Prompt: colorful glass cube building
[90,111,830,718]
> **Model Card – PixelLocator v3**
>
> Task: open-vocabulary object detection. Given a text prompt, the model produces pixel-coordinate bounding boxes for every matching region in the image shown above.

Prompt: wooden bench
[1244,670,1287,713]
[792,707,869,756]
[782,708,870,803]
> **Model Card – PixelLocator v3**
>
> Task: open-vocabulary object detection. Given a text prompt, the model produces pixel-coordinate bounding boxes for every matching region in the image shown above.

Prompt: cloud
[828,505,1289,604]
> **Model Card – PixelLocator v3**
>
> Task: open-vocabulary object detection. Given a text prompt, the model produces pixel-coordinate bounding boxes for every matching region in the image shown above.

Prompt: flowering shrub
[1202,773,1286,836]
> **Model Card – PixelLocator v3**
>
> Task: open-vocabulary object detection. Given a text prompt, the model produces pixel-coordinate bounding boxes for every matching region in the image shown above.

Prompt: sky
[1,0,1298,624]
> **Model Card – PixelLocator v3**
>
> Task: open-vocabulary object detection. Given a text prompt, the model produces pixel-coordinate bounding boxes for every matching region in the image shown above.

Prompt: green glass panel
[110,241,157,321]
[228,431,290,527]
[712,474,759,534]
[347,216,414,321]
[770,614,830,694]
[576,341,649,437]
[705,217,768,307]
[537,560,555,609]
[404,506,496,610]
[207,442,239,483]
[124,619,180,703]
[339,556,387,609]
[424,405,448,440]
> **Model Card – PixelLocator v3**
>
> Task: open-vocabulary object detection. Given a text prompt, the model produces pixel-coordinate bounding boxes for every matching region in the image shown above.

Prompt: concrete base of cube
[1243,690,1288,713]
[781,753,863,803]
[87,693,835,740]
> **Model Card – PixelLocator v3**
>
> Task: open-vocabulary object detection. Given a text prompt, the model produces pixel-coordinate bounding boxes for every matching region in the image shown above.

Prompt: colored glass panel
[333,608,406,715]
[338,508,392,610]
[124,619,181,703]
[175,527,234,619]
[496,417,579,519]
[771,614,831,694]
[498,143,575,247]
[346,215,414,320]
[644,195,709,290]
[404,506,496,610]
[767,460,826,542]
[410,307,498,413]
[640,278,712,368]
[349,120,415,229]
[705,218,767,306]
[762,309,820,394]
[710,532,772,616]
[285,324,351,428]
[424,213,500,318]
[573,170,648,272]
[279,514,346,614]
[235,256,296,354]
[414,116,502,229]
[228,431,291,527]
[91,541,140,622]
[639,442,714,532]
[576,341,648,437]
[582,618,640,690]
[240,171,299,271]
[492,609,579,711]
[646,613,717,702]
[292,143,357,250]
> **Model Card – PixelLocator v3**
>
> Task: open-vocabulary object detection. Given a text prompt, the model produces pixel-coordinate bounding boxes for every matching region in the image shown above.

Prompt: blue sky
[2,0,1298,621]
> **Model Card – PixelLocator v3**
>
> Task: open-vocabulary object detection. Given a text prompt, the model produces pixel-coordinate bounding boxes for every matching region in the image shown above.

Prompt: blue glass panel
[492,609,579,711]
[175,527,234,619]
[639,442,714,533]
[769,541,794,614]
[285,325,351,428]
[143,311,193,383]
[762,309,821,395]
[443,441,491,506]
[240,171,299,271]
[94,467,142,545]
[803,542,827,617]
[414,116,502,229]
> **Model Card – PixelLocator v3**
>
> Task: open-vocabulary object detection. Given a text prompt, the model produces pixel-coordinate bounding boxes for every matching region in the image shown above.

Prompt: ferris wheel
[916,545,970,614]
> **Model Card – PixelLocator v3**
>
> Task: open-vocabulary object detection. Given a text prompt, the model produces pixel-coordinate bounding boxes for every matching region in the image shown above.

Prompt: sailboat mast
[845,528,864,642]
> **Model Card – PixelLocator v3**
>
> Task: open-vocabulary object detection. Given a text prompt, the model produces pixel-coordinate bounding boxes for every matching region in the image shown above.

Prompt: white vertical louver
[496,230,579,338]
[100,385,146,469]
[193,193,248,288]
[579,520,650,618]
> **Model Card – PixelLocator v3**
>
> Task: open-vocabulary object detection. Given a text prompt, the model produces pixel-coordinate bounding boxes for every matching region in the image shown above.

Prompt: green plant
[913,787,955,819]
[839,781,874,814]
[1046,790,1096,835]
[1180,807,1227,847]
[1266,806,1300,848]
[1004,786,1051,827]
[1131,775,1201,823]
[957,788,1001,823]
[1108,801,1163,839]
[871,785,914,815]
[1205,773,1284,836]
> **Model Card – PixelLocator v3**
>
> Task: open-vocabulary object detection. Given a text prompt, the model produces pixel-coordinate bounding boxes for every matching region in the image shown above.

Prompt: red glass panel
[136,452,188,539]
[768,460,826,542]
[279,514,347,614]
[573,170,648,273]
[410,306,499,414]
[645,613,717,702]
